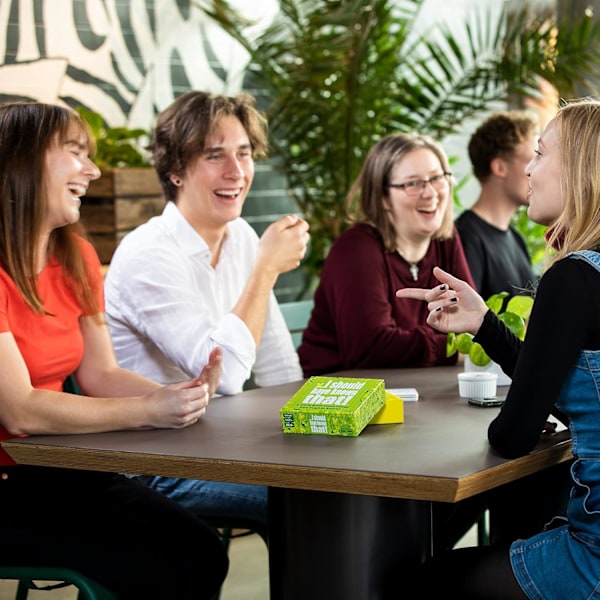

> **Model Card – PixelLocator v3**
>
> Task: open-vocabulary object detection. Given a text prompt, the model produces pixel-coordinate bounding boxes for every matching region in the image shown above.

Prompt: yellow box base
[370,392,405,424]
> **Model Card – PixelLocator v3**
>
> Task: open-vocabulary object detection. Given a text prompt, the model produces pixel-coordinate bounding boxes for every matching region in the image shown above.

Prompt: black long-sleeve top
[476,256,600,458]
[455,209,537,299]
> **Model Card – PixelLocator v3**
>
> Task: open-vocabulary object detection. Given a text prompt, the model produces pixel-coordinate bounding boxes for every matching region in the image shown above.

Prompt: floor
[0,522,478,599]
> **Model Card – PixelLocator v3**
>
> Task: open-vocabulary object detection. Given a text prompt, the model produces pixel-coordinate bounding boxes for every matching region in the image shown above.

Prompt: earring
[172,178,182,186]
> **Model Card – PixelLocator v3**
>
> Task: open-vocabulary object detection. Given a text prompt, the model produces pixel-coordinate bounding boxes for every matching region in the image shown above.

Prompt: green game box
[280,376,385,436]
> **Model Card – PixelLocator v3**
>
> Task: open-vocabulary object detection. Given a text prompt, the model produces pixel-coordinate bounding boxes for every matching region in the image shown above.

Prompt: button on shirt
[104,202,302,395]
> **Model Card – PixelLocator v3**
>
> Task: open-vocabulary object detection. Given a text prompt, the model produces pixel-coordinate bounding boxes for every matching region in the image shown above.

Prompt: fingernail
[439,285,446,291]
[435,306,442,312]
[450,297,458,302]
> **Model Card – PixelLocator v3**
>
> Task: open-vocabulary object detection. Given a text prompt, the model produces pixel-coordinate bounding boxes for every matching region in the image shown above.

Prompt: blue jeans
[135,475,268,526]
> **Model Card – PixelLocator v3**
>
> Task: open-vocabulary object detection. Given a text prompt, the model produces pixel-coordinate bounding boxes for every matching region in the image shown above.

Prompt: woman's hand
[396,267,488,336]
[144,379,211,429]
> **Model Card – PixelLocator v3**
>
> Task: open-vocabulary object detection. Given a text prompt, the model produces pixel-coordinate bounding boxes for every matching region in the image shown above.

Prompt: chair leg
[477,511,490,546]
[15,581,29,600]
[218,527,233,553]
[209,527,234,600]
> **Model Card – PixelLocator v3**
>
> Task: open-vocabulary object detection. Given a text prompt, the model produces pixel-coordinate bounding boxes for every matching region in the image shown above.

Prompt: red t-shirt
[298,223,476,376]
[0,238,104,465]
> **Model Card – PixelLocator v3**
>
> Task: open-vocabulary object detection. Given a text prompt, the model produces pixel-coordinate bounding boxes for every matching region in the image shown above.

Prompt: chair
[202,517,269,553]
[280,299,314,349]
[0,566,117,600]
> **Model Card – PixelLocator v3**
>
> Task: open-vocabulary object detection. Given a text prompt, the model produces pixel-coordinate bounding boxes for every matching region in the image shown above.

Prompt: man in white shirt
[104,90,310,526]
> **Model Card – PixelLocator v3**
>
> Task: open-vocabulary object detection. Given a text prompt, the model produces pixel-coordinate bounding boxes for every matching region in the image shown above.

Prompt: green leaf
[505,295,534,320]
[469,342,491,367]
[498,311,527,340]
[486,292,509,315]
[197,0,600,287]
[76,106,150,169]
[455,332,474,355]
[446,332,457,357]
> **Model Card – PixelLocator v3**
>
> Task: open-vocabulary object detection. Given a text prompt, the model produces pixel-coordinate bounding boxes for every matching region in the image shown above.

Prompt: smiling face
[385,148,449,243]
[525,119,564,226]
[176,114,255,238]
[43,124,100,231]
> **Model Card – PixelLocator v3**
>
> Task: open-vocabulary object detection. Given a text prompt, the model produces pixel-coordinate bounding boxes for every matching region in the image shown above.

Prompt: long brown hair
[345,132,455,252]
[0,101,100,314]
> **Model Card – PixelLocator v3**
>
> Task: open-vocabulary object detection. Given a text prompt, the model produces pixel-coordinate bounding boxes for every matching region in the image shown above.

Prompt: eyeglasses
[387,172,452,196]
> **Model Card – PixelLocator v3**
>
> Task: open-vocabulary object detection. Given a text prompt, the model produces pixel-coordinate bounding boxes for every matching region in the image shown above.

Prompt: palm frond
[198,0,600,279]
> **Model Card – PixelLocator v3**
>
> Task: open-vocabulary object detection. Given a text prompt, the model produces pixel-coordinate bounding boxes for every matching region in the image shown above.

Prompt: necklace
[396,249,420,281]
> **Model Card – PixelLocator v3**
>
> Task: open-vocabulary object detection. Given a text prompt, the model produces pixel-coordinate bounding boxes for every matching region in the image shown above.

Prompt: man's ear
[489,156,508,178]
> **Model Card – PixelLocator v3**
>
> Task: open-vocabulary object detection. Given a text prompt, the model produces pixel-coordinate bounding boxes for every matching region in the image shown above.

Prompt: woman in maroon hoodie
[299,132,474,376]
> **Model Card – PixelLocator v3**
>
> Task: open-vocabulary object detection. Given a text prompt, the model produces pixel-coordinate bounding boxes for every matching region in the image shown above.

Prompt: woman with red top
[298,132,475,377]
[0,102,227,599]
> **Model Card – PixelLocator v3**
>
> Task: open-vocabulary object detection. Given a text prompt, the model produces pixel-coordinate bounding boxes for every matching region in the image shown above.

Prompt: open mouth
[67,183,87,198]
[214,188,243,200]
[417,206,437,215]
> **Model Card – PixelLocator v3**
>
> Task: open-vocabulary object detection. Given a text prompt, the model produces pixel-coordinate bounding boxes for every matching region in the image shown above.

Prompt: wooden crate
[80,168,166,263]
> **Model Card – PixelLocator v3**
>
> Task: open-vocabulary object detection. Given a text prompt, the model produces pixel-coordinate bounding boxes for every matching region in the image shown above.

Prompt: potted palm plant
[76,107,165,264]
[199,0,600,294]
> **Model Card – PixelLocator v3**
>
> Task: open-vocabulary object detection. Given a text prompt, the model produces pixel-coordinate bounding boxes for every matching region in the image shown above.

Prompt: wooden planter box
[80,168,165,264]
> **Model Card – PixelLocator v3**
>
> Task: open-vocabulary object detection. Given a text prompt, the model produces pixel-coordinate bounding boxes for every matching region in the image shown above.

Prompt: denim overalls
[511,251,600,599]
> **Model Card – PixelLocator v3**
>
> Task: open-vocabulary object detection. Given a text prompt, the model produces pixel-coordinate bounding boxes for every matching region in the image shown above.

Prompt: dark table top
[2,365,572,502]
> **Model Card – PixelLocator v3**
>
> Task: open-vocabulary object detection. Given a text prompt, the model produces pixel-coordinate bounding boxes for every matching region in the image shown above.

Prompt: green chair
[0,566,117,600]
[203,515,268,600]
[280,299,314,349]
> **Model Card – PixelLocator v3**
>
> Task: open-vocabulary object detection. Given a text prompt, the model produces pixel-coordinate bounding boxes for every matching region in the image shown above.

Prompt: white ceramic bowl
[463,356,512,386]
[457,372,497,399]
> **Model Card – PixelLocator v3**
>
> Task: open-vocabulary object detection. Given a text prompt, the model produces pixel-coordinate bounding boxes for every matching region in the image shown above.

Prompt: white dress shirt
[104,202,303,395]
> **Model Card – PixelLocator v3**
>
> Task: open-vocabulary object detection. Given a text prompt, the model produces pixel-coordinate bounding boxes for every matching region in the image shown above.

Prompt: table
[1,366,572,600]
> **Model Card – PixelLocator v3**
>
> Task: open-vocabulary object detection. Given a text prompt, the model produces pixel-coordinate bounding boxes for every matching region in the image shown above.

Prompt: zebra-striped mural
[0,0,279,127]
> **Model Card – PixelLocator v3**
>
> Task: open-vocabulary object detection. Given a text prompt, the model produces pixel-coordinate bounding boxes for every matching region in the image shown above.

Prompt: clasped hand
[395,266,488,337]
[147,347,223,430]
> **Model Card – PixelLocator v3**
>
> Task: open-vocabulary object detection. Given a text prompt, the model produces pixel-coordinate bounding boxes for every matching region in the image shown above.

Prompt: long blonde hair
[545,98,600,266]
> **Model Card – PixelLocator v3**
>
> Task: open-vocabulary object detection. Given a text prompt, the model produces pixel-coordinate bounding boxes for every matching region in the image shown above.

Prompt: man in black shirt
[456,110,539,300]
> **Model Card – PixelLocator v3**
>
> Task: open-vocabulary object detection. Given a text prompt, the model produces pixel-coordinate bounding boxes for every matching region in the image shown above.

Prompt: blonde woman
[398,98,600,599]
